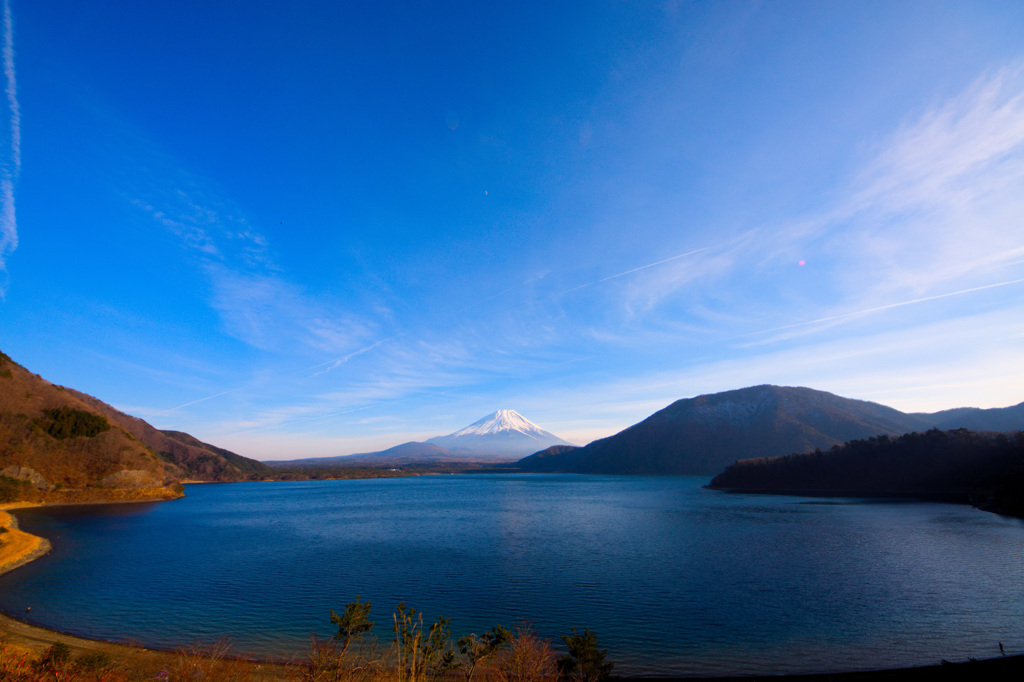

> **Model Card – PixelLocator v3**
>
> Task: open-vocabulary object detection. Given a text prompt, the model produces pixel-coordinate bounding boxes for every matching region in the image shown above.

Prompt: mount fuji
[425,409,575,457]
[265,409,574,467]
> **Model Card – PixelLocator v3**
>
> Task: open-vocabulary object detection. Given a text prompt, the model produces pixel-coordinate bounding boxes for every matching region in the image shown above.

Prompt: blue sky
[1,1,1024,460]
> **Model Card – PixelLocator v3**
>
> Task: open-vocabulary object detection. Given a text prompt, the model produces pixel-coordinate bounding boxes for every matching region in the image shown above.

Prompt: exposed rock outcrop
[0,466,52,491]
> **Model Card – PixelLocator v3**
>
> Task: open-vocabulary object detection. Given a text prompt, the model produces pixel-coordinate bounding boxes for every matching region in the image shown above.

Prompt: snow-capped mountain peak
[449,409,547,438]
[425,409,574,456]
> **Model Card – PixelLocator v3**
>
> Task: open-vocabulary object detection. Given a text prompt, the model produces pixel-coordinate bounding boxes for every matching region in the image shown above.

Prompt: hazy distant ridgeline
[516,385,1024,475]
[920,403,1024,432]
[708,429,1024,517]
[269,442,472,468]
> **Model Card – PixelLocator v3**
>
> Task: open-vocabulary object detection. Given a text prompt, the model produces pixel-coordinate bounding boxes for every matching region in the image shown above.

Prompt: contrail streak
[751,278,1024,336]
[2,0,18,169]
[452,278,538,316]
[148,387,243,417]
[148,336,403,417]
[0,0,20,284]
[558,248,707,296]
[304,334,405,376]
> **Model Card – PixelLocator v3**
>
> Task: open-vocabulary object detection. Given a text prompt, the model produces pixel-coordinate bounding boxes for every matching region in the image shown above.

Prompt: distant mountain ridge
[919,403,1024,432]
[275,441,456,467]
[517,385,1024,475]
[267,409,574,467]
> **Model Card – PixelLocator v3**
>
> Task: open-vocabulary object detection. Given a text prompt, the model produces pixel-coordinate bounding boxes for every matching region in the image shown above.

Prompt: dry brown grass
[295,622,559,682]
[0,351,176,497]
[0,634,293,682]
[298,637,397,682]
[0,508,49,576]
[0,623,563,682]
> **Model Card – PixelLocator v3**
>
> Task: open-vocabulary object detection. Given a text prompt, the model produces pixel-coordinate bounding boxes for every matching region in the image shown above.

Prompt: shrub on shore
[1,604,606,682]
[557,630,613,682]
[303,600,579,682]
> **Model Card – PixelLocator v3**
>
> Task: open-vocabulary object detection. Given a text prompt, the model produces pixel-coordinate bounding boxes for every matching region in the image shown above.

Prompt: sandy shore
[0,502,52,578]
[0,608,296,680]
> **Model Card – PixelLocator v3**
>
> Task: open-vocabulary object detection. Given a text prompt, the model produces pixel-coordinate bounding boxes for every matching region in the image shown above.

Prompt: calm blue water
[2,475,1023,676]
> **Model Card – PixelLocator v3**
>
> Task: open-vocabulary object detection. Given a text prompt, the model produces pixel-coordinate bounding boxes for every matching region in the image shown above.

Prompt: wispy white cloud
[2,0,17,167]
[205,265,377,354]
[801,68,1024,305]
[128,180,273,265]
[114,132,387,359]
[849,68,1024,218]
[0,0,20,294]
[557,247,708,296]
[306,335,403,376]
[131,197,220,256]
[622,67,1024,345]
[146,387,244,418]
[743,277,1024,344]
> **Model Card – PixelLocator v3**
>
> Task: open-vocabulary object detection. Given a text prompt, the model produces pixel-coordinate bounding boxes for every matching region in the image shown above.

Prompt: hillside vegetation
[0,351,179,503]
[0,350,270,504]
[708,428,1024,517]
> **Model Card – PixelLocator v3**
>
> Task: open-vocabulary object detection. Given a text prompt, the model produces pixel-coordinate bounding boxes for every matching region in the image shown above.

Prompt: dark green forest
[34,408,111,440]
[708,429,1024,517]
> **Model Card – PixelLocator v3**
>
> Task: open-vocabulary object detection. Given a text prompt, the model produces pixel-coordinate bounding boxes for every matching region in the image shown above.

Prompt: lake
[2,475,1023,677]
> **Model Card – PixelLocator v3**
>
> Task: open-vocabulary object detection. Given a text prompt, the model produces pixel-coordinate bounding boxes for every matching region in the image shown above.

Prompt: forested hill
[708,429,1024,517]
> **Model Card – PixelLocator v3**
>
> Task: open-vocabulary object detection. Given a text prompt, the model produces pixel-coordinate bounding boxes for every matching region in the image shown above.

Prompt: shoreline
[0,502,52,579]
[0,609,296,680]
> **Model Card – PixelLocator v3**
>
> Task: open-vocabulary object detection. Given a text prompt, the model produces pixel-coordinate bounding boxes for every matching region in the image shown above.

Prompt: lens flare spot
[798,260,806,266]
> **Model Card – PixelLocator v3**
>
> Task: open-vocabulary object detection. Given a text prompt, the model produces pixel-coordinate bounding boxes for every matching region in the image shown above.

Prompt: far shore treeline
[708,428,1024,518]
